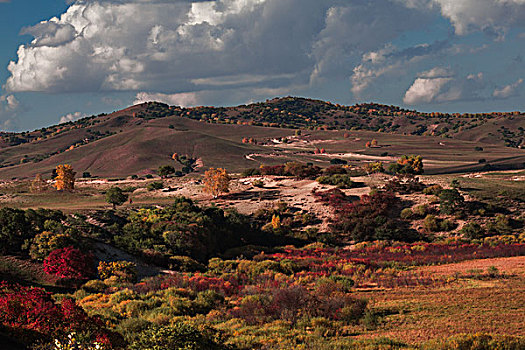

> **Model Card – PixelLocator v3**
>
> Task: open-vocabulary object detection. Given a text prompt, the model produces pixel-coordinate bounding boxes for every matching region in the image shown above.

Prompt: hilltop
[0,97,523,179]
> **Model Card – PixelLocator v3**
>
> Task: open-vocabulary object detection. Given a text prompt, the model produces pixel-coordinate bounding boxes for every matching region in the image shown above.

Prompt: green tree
[0,208,32,254]
[158,165,175,178]
[439,189,464,215]
[105,187,128,210]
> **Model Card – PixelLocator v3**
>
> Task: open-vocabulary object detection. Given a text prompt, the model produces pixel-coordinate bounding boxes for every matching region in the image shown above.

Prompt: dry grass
[354,257,525,344]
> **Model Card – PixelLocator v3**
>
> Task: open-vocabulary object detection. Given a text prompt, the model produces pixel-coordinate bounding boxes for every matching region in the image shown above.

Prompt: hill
[0,98,523,179]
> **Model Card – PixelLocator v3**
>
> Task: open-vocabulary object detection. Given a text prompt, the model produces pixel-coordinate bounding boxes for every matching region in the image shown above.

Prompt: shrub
[316,174,356,189]
[319,191,418,242]
[241,168,260,177]
[439,219,456,232]
[323,165,347,175]
[363,162,384,174]
[43,246,96,280]
[129,323,227,350]
[400,208,413,220]
[98,261,137,282]
[252,179,264,188]
[423,215,439,232]
[486,214,513,235]
[29,231,76,262]
[413,204,430,218]
[460,222,484,239]
[146,181,164,191]
[168,256,206,272]
[423,184,443,196]
[0,283,118,347]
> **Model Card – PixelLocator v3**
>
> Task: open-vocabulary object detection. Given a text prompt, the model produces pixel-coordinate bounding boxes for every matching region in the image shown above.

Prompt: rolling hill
[0,97,523,179]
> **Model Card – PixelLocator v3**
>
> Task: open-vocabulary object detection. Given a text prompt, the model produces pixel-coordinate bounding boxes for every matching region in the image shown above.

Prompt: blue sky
[1,0,524,131]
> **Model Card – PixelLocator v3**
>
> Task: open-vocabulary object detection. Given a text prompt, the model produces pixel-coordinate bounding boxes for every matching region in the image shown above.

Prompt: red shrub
[0,282,120,347]
[43,246,95,280]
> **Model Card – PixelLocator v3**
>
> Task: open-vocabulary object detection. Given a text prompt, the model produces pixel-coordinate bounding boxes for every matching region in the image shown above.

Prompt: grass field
[354,257,525,344]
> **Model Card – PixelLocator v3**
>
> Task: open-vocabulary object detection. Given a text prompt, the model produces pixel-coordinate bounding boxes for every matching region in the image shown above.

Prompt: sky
[0,0,524,132]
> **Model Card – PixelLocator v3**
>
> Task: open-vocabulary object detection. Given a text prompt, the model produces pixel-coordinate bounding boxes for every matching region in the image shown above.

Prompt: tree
[30,173,48,193]
[363,162,384,174]
[439,189,464,215]
[105,186,128,210]
[54,164,75,191]
[203,168,231,198]
[158,165,175,178]
[388,155,423,175]
[0,208,32,254]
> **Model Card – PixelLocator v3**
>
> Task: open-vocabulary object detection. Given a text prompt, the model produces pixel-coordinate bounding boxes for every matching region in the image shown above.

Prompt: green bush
[400,208,413,220]
[413,204,431,218]
[316,174,357,189]
[147,181,164,191]
[423,215,439,232]
[423,184,443,196]
[460,222,484,239]
[168,256,206,272]
[129,324,228,350]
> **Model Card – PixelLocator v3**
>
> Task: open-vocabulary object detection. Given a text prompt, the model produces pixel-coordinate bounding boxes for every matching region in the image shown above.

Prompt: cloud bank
[3,0,525,109]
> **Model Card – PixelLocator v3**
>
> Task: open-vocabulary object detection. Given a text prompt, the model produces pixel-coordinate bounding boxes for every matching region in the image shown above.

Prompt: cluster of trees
[314,190,418,243]
[113,196,259,263]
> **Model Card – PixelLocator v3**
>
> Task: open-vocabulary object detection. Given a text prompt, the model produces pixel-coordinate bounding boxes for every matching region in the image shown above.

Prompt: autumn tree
[388,155,423,175]
[54,164,75,191]
[105,186,128,210]
[30,173,48,193]
[363,161,384,174]
[203,168,231,198]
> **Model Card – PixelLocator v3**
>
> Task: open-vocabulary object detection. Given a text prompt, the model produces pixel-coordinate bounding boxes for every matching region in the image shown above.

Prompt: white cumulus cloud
[493,78,524,98]
[4,0,432,98]
[403,67,487,105]
[0,94,21,130]
[430,0,525,36]
[59,111,86,124]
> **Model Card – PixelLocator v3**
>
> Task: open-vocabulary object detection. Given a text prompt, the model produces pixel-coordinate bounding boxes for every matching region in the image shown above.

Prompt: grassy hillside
[0,98,523,179]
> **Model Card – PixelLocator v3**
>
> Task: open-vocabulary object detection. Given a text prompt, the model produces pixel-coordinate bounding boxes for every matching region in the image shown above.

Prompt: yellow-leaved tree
[203,168,230,198]
[54,164,76,191]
